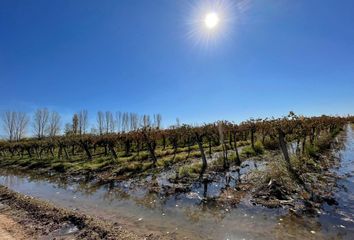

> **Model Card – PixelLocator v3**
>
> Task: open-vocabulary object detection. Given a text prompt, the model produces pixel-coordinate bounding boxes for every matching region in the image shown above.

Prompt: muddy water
[319,125,354,239]
[0,127,354,239]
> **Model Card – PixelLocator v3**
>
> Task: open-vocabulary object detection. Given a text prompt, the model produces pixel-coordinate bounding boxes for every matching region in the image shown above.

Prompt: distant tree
[2,111,29,141]
[97,111,104,135]
[90,127,98,135]
[176,118,180,127]
[115,112,122,133]
[33,108,49,138]
[72,114,79,135]
[2,111,16,141]
[78,110,88,135]
[143,114,151,128]
[122,112,129,132]
[15,112,29,141]
[47,111,61,137]
[130,113,139,131]
[105,111,114,133]
[64,123,73,135]
[155,113,162,129]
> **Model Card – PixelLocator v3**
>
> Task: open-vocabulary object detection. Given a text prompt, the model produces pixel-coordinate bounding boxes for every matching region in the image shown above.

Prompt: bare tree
[78,110,88,135]
[156,113,162,129]
[152,113,162,129]
[130,113,139,131]
[97,111,104,135]
[143,114,151,128]
[2,111,16,141]
[2,111,28,141]
[115,112,122,133]
[15,112,29,141]
[48,111,61,137]
[105,111,114,133]
[122,112,129,132]
[33,108,49,138]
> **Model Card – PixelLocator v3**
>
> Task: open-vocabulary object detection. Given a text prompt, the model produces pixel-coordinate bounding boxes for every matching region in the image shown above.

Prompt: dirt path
[0,213,26,240]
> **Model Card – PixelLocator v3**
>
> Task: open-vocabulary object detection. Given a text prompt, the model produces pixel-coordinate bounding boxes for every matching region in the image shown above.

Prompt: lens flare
[204,12,219,29]
[185,0,251,49]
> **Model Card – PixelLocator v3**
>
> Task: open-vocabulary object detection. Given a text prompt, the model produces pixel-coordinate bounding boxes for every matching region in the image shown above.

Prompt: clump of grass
[238,140,251,147]
[212,155,224,167]
[241,146,255,157]
[136,152,149,161]
[262,157,299,192]
[254,141,265,154]
[157,157,175,167]
[18,159,32,167]
[291,155,320,173]
[178,163,202,178]
[241,141,264,157]
[126,162,143,172]
[302,132,334,160]
[228,153,239,163]
[189,151,202,158]
[142,162,153,171]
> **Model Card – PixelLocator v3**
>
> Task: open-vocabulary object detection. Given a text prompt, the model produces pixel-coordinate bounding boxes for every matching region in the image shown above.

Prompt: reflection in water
[0,126,354,239]
[318,124,354,239]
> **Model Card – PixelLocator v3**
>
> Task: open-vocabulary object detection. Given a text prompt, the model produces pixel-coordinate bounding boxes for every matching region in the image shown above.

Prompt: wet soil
[0,186,162,240]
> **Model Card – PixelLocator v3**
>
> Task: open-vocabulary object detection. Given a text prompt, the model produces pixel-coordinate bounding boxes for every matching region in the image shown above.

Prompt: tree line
[1,109,163,140]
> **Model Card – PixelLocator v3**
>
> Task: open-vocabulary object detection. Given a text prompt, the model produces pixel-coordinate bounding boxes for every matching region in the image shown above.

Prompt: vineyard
[0,113,351,183]
[0,113,354,239]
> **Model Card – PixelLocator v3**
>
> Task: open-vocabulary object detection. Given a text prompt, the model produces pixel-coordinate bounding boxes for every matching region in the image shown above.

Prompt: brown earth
[0,185,164,240]
[0,212,27,240]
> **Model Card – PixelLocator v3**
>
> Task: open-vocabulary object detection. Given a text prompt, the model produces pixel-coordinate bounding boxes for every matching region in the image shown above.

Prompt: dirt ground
[0,213,26,240]
[0,186,164,240]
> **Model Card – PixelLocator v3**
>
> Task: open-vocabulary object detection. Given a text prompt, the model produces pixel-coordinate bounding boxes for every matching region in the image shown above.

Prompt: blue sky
[1,0,353,132]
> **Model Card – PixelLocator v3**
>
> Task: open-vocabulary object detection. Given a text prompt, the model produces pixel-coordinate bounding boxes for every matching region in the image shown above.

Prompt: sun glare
[185,0,242,48]
[204,12,219,29]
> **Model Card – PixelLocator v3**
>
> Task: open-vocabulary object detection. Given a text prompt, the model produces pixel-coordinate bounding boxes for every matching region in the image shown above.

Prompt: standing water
[319,125,354,239]
[1,126,354,239]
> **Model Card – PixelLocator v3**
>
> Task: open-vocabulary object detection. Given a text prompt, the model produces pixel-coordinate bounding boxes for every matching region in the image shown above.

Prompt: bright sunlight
[204,12,219,29]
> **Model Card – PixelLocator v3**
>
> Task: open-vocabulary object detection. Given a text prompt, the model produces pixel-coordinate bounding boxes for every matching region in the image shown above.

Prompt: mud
[0,186,163,240]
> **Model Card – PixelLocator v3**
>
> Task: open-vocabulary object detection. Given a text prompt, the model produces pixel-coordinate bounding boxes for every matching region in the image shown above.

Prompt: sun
[204,12,219,29]
[186,0,240,48]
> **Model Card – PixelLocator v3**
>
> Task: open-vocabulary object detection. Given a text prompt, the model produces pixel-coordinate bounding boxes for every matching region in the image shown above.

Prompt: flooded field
[1,126,354,239]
